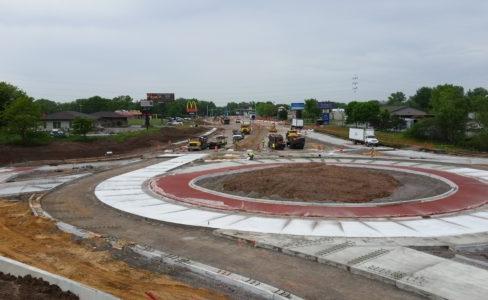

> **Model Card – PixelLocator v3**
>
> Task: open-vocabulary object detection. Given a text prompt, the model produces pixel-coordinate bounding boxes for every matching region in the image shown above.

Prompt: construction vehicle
[208,135,227,149]
[223,117,230,125]
[269,123,277,133]
[232,129,244,142]
[349,128,379,146]
[286,130,305,149]
[240,121,252,135]
[268,134,286,150]
[187,136,208,151]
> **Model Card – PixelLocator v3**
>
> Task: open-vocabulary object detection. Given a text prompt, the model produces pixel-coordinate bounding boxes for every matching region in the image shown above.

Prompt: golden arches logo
[186,100,198,113]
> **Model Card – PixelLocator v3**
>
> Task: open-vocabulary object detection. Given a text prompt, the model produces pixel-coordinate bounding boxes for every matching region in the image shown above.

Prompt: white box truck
[349,128,379,146]
[291,118,304,129]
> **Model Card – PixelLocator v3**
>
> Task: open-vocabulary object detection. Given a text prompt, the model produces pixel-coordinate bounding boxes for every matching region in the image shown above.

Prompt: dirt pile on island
[0,200,224,300]
[216,163,399,202]
[0,126,206,165]
[0,272,78,300]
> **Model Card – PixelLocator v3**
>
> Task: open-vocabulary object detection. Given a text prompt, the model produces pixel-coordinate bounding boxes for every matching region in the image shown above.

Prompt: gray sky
[1,0,487,105]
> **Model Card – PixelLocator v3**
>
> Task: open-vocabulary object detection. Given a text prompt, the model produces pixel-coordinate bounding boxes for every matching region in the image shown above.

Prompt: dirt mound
[235,124,267,151]
[0,272,78,300]
[216,163,399,202]
[0,200,224,300]
[0,127,206,165]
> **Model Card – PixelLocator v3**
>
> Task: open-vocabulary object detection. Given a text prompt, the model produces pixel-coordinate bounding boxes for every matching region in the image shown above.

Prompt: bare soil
[216,163,400,202]
[0,272,78,300]
[0,200,224,300]
[0,127,206,165]
[235,124,267,151]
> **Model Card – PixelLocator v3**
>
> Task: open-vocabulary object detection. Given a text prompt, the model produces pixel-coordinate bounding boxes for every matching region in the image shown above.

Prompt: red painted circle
[151,164,488,218]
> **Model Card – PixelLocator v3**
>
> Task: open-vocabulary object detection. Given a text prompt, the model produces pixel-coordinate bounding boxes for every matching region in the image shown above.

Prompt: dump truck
[349,128,379,146]
[268,134,286,150]
[286,130,305,149]
[240,121,252,135]
[208,135,227,149]
[187,136,208,151]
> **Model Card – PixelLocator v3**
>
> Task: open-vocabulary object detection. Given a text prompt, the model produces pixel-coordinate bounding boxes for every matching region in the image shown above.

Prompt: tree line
[344,84,488,150]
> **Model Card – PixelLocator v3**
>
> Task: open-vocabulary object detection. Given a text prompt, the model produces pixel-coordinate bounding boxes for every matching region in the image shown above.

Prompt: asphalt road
[42,158,423,300]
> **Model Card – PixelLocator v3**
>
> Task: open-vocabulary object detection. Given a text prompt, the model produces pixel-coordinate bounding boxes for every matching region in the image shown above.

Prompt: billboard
[140,100,153,107]
[146,93,175,103]
[318,101,337,110]
[290,102,305,111]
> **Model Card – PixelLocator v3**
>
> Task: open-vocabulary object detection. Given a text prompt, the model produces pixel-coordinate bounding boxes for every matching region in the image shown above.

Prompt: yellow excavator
[240,121,252,135]
[286,130,305,149]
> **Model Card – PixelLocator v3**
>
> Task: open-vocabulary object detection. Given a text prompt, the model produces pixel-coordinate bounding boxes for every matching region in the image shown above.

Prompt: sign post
[140,100,153,131]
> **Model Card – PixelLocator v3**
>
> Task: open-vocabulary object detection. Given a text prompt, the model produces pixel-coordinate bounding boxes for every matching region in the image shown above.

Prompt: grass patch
[314,125,478,154]
[128,118,162,126]
[0,131,52,146]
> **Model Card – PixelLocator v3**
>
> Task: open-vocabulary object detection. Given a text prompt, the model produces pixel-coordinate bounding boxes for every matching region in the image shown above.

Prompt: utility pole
[352,74,359,100]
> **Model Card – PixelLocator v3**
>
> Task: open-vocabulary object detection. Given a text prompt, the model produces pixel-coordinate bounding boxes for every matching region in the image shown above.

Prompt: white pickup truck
[349,128,379,146]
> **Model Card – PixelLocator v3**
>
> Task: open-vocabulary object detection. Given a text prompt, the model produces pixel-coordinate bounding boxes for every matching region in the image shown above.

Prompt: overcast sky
[1,0,487,105]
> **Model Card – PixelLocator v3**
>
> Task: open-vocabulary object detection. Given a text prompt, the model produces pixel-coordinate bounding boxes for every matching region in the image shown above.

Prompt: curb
[214,230,488,300]
[29,194,302,300]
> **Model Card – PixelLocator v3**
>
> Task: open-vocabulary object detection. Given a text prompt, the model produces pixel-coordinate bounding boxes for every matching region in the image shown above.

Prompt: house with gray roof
[42,111,128,131]
[42,111,95,131]
[384,106,430,129]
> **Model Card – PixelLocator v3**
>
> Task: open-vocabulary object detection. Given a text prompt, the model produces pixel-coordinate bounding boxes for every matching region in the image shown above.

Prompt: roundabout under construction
[14,121,488,299]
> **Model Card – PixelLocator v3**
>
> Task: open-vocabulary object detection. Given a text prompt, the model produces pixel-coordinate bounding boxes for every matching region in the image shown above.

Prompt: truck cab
[364,135,379,147]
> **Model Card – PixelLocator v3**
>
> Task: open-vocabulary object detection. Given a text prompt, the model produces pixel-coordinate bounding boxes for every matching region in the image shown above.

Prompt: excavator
[240,121,252,135]
[286,130,305,149]
[187,136,208,151]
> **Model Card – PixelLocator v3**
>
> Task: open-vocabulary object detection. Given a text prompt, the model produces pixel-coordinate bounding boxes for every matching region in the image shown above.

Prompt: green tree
[431,84,468,143]
[345,101,360,124]
[35,99,59,114]
[375,109,391,130]
[72,117,93,136]
[467,87,488,128]
[386,91,406,105]
[2,96,41,142]
[345,101,380,126]
[304,99,320,120]
[0,82,29,112]
[408,87,432,111]
[255,102,277,117]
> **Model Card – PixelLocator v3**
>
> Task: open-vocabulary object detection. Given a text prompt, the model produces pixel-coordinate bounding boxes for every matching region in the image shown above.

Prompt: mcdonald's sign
[186,100,198,114]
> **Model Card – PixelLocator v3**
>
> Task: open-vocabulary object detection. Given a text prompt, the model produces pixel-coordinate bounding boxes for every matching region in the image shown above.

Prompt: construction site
[0,116,487,300]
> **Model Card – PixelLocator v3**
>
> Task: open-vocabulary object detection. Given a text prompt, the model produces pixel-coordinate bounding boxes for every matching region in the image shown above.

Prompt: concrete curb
[130,245,302,300]
[29,194,302,300]
[0,255,117,300]
[215,230,488,300]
